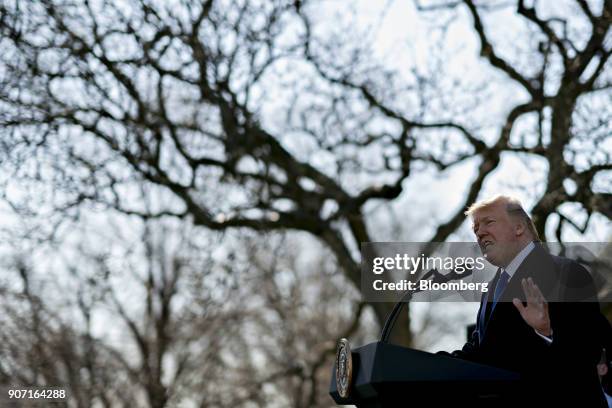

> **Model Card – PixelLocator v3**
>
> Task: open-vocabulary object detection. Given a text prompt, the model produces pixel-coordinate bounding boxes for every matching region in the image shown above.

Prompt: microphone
[379,267,474,343]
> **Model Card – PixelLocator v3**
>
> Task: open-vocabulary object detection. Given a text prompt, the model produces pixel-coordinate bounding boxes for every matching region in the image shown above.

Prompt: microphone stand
[379,267,473,343]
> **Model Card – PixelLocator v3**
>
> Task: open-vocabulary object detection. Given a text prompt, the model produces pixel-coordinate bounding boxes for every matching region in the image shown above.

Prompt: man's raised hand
[512,277,552,337]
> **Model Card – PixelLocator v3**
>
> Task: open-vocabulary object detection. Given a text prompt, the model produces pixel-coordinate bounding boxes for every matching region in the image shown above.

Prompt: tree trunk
[372,302,413,347]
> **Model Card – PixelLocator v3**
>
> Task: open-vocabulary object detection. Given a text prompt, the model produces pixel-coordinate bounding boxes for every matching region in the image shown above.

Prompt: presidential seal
[335,338,353,399]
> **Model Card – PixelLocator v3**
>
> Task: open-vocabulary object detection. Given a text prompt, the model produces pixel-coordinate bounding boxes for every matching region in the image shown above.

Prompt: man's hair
[465,195,541,241]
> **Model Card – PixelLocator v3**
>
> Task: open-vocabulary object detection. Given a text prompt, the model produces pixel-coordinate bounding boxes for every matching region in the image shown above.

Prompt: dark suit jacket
[599,311,612,396]
[453,243,607,407]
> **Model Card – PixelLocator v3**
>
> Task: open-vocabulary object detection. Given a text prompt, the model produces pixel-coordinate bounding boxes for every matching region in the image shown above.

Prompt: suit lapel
[480,243,560,343]
[487,243,558,325]
[499,243,557,304]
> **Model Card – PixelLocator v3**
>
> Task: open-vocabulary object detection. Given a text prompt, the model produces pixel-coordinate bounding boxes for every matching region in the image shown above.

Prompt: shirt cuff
[534,328,553,344]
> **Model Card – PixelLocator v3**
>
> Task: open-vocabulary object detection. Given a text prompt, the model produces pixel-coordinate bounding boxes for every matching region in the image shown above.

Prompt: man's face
[471,203,521,267]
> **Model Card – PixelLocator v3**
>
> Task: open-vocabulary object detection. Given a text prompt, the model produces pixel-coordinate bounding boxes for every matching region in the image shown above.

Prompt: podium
[329,341,520,407]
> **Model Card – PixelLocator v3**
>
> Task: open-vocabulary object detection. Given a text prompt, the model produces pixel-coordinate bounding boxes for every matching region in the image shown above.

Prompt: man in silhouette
[453,195,607,406]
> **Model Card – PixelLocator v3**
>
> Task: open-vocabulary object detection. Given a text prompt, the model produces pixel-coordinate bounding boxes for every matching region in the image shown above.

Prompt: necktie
[492,270,510,306]
[478,269,509,343]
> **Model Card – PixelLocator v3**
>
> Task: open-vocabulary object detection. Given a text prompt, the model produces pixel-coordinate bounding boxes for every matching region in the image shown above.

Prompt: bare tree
[0,214,373,407]
[0,219,246,407]
[233,233,373,408]
[0,261,142,407]
[0,0,609,348]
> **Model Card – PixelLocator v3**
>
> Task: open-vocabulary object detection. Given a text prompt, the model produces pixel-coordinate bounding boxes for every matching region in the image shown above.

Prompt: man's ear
[514,220,526,237]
